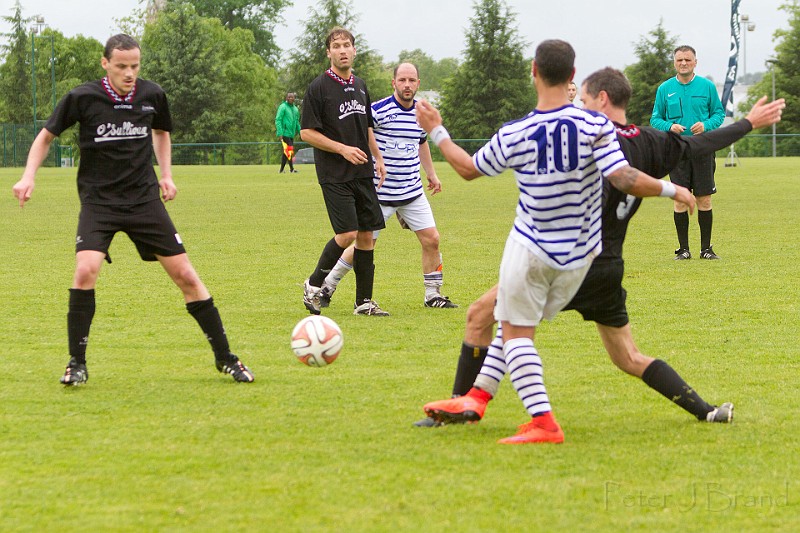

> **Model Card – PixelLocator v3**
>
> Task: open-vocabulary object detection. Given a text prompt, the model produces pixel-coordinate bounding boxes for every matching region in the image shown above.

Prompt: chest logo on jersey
[95,122,149,143]
[339,99,367,120]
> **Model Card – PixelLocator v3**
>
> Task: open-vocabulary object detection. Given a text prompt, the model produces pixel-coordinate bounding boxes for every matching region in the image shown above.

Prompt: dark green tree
[0,1,32,124]
[437,0,535,139]
[623,21,678,126]
[141,2,275,143]
[186,0,291,68]
[396,49,459,92]
[741,2,800,155]
[284,0,390,102]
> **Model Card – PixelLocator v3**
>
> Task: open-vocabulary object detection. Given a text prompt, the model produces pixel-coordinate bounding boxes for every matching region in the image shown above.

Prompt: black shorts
[562,260,629,327]
[320,178,385,234]
[669,152,717,196]
[76,199,186,262]
[281,136,294,147]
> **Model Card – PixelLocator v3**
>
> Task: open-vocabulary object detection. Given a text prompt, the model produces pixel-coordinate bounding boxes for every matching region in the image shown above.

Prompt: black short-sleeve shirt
[301,71,374,184]
[45,78,172,206]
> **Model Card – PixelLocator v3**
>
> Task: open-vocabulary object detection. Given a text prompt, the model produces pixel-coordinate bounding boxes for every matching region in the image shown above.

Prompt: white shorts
[494,236,594,327]
[373,194,435,238]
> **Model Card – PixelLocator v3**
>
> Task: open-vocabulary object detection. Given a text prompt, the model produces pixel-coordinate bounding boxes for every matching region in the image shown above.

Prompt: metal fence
[3,128,800,167]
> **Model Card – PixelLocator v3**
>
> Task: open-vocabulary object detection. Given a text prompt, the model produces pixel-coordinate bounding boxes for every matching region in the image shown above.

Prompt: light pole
[739,14,756,82]
[30,15,58,165]
[766,59,777,157]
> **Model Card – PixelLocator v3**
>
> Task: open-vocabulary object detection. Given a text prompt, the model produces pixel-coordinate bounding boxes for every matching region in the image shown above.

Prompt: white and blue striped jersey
[371,95,427,204]
[473,105,629,270]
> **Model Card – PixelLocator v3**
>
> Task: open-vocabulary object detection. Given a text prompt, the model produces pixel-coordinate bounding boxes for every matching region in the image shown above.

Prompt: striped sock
[474,325,507,398]
[504,336,550,417]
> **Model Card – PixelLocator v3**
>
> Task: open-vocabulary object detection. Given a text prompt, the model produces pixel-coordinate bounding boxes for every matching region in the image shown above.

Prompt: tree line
[1,0,798,158]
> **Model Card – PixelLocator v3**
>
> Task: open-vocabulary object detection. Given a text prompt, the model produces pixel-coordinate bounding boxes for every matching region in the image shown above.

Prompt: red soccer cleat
[497,412,564,444]
[423,387,491,424]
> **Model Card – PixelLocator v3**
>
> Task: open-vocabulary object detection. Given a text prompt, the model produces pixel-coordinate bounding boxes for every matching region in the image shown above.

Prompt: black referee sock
[674,211,690,250]
[68,288,95,364]
[186,297,230,359]
[698,209,713,250]
[309,238,346,287]
[641,359,714,420]
[452,342,489,397]
[353,248,375,304]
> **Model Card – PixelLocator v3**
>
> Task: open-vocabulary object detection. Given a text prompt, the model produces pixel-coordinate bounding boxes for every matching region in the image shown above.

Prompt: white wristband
[659,180,676,198]
[429,125,451,146]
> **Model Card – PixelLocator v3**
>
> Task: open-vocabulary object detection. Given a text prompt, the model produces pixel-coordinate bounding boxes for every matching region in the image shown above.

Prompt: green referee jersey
[650,74,725,135]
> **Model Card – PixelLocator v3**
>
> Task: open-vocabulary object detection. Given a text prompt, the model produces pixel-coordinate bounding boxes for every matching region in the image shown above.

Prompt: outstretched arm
[606,165,695,214]
[415,99,481,180]
[12,128,56,207]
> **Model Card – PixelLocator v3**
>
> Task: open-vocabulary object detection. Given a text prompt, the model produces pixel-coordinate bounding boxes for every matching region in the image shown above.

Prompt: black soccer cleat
[319,285,335,308]
[674,248,692,260]
[413,416,442,428]
[60,357,88,386]
[303,279,322,315]
[700,246,721,260]
[424,295,459,308]
[215,354,255,383]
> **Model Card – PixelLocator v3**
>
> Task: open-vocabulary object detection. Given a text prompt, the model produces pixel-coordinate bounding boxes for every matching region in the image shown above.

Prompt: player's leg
[596,322,732,422]
[304,183,359,314]
[670,160,692,260]
[62,250,106,385]
[158,253,254,383]
[693,154,719,259]
[352,179,388,316]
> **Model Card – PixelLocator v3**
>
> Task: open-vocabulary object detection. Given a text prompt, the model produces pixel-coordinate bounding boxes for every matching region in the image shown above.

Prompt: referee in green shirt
[651,45,725,260]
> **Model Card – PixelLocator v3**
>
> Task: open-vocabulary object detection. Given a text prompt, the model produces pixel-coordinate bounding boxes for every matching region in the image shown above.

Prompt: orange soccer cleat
[497,412,565,444]
[423,387,491,424]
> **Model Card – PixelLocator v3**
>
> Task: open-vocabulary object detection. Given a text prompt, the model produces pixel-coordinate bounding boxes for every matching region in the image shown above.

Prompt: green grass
[1,159,799,532]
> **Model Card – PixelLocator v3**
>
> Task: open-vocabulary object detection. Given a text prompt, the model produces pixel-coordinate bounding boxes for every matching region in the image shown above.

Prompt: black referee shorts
[669,152,717,196]
[320,178,385,235]
[562,260,629,328]
[76,199,187,262]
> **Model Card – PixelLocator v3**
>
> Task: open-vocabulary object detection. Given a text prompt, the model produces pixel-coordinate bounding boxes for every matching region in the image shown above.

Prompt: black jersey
[45,78,172,206]
[301,70,375,184]
[597,119,750,262]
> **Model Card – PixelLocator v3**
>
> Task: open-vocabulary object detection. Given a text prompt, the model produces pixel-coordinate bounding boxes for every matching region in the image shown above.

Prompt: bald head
[393,62,420,106]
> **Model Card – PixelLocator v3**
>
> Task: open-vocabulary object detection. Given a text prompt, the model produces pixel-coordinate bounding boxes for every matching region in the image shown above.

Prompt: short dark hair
[393,62,419,78]
[326,27,355,49]
[534,40,575,86]
[582,67,632,109]
[674,45,697,57]
[104,34,140,60]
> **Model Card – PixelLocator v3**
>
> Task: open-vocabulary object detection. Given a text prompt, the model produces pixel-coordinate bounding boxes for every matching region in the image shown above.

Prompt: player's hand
[669,123,686,134]
[160,176,177,202]
[12,176,34,207]
[673,184,696,215]
[416,99,442,133]
[745,96,785,129]
[340,145,370,165]
[374,157,387,189]
[427,175,442,195]
[690,121,705,135]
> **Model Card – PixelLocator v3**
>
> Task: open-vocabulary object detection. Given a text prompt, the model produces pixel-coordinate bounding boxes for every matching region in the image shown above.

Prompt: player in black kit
[12,34,254,385]
[300,27,389,317]
[420,68,785,428]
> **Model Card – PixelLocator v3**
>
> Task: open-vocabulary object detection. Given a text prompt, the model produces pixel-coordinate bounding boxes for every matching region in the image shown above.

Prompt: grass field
[1,159,798,532]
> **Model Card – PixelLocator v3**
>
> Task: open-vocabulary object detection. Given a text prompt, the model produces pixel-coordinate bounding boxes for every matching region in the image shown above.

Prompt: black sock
[674,211,690,250]
[452,342,488,397]
[353,248,375,304]
[309,238,346,287]
[186,297,230,359]
[641,359,714,420]
[698,209,713,250]
[68,288,95,364]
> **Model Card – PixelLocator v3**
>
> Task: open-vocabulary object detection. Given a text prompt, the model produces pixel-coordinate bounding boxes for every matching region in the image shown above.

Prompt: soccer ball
[291,315,343,367]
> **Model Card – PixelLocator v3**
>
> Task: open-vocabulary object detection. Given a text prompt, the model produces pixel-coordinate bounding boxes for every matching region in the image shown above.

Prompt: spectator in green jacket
[276,92,301,173]
[651,45,725,261]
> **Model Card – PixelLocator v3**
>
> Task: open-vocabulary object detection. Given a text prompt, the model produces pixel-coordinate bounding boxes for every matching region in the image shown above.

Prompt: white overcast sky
[2,0,787,84]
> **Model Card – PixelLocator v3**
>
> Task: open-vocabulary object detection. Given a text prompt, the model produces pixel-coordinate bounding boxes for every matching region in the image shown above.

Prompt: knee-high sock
[641,359,714,420]
[698,209,713,250]
[451,342,488,397]
[474,325,507,398]
[68,288,95,364]
[504,336,551,417]
[323,257,353,290]
[353,248,375,304]
[674,211,690,250]
[186,297,230,359]
[309,238,346,287]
